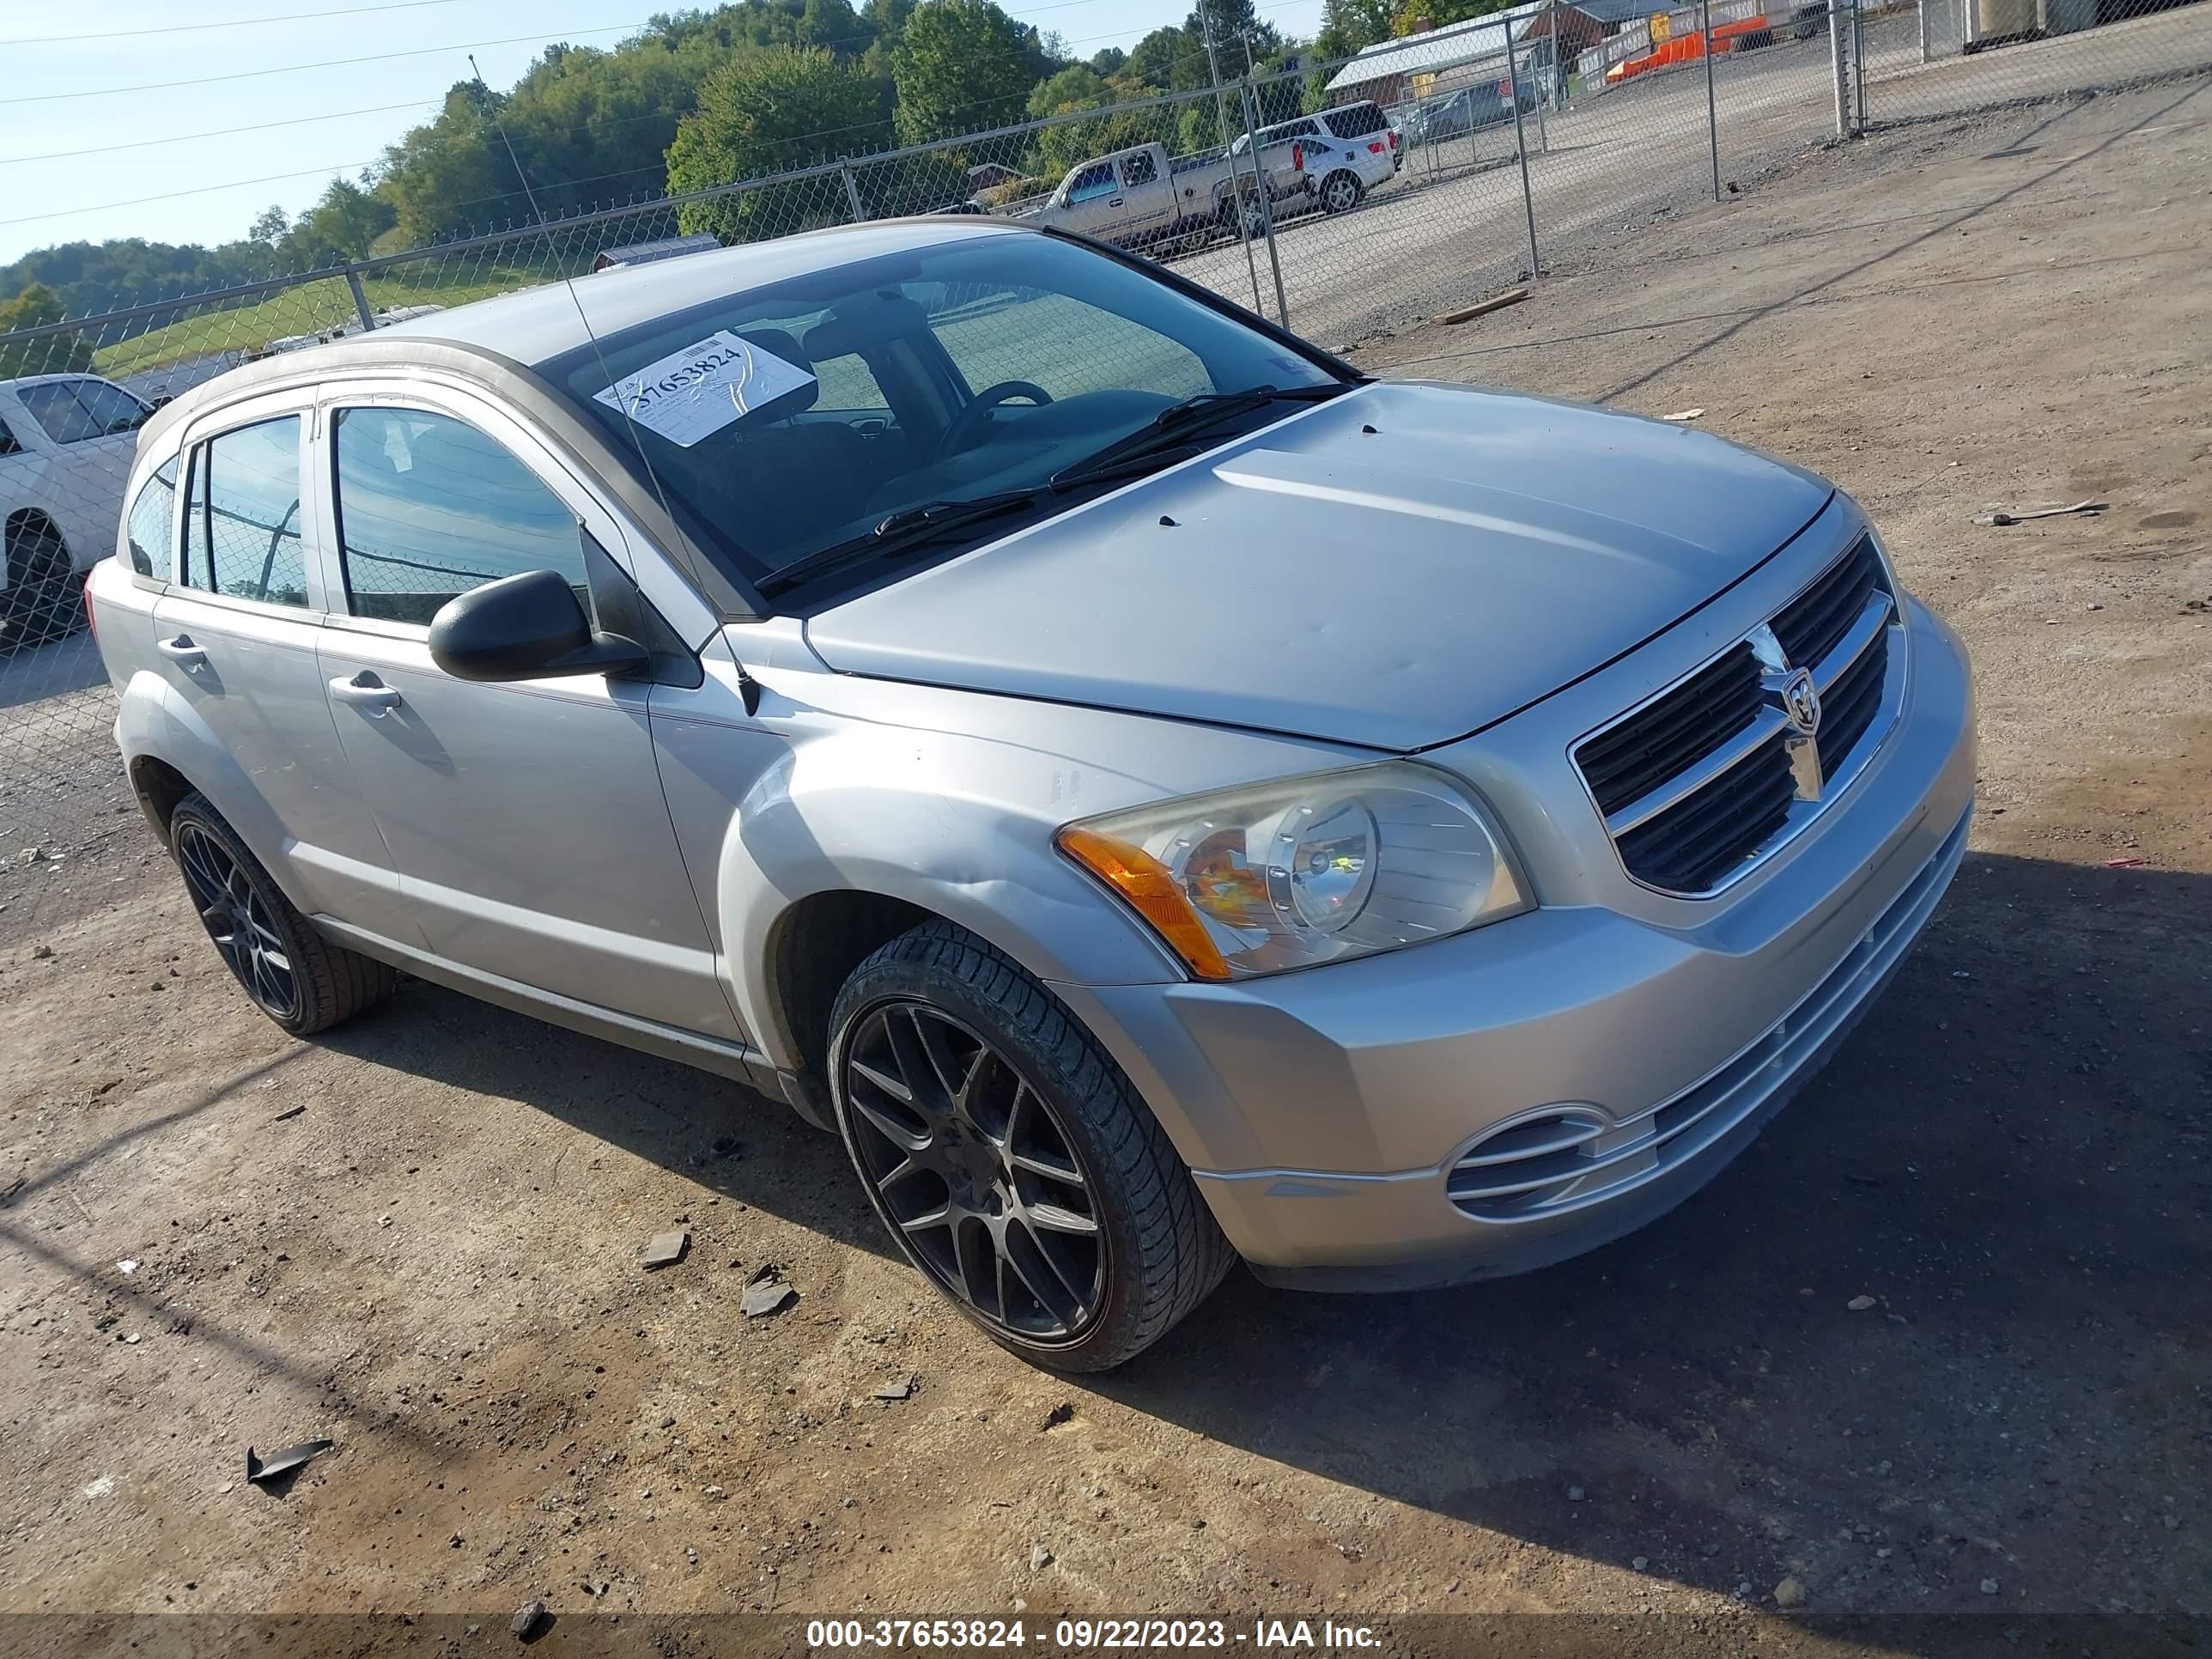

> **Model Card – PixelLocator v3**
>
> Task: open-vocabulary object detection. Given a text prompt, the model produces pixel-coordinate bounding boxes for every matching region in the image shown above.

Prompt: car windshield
[544,231,1344,592]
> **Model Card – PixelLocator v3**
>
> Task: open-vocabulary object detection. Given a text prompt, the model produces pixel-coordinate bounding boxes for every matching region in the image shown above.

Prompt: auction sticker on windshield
[593,330,817,447]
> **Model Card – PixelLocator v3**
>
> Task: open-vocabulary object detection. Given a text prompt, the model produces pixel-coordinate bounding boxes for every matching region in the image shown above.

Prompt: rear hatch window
[1323,102,1390,139]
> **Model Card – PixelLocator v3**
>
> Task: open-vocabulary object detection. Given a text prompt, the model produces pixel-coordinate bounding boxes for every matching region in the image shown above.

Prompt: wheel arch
[4,507,65,564]
[127,753,197,849]
[113,674,317,907]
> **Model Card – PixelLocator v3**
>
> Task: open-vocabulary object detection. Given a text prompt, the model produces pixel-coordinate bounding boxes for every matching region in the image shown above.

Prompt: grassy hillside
[91,262,557,380]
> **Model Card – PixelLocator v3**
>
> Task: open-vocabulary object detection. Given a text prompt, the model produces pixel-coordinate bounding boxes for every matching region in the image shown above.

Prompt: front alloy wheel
[844,1002,1103,1340]
[828,921,1234,1371]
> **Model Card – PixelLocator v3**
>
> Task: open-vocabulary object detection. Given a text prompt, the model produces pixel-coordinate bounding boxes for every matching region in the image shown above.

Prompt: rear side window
[0,416,20,457]
[18,379,149,445]
[125,459,179,579]
[1121,150,1158,187]
[331,408,584,626]
[204,416,308,607]
[1324,102,1389,139]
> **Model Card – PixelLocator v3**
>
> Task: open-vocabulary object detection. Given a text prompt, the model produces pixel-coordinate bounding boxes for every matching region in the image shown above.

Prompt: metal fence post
[1237,73,1291,327]
[840,161,867,222]
[343,264,375,331]
[1854,0,1868,130]
[1504,31,1541,280]
[1830,0,1852,137]
[1702,0,1721,201]
[1201,6,1267,317]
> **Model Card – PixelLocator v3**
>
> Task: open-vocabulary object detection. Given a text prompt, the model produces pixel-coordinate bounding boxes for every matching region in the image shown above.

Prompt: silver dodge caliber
[88,219,1974,1370]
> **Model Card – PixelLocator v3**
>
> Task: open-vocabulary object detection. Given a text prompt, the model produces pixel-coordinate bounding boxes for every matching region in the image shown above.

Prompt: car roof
[0,372,114,391]
[137,216,1018,454]
[372,216,1012,366]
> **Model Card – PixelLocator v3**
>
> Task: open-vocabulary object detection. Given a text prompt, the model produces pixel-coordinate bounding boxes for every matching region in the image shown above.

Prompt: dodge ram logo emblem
[1780,667,1822,736]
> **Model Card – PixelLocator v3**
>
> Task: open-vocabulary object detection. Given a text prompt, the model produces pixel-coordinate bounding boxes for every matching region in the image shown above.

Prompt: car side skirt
[311,914,828,1126]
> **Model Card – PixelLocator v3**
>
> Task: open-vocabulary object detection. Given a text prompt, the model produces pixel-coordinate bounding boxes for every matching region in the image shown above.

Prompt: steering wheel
[936,380,1054,459]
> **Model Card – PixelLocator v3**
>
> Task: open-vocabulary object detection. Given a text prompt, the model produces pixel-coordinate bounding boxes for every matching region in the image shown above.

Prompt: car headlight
[1056,761,1532,981]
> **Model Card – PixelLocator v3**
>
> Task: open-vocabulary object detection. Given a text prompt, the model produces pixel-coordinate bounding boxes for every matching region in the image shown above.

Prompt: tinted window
[125,459,179,580]
[1120,150,1158,186]
[0,417,18,457]
[1066,163,1115,204]
[1325,102,1389,138]
[206,417,308,607]
[333,408,584,626]
[17,379,148,445]
[76,380,152,434]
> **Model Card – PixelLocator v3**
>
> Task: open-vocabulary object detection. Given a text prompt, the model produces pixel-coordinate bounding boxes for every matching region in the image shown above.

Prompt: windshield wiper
[1049,382,1352,490]
[759,489,1044,595]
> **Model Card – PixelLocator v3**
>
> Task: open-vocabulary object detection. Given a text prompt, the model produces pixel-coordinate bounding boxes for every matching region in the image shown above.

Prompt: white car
[1232,100,1403,215]
[1,372,154,647]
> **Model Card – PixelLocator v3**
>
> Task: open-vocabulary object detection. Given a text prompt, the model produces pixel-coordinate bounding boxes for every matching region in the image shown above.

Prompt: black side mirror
[428,568,649,684]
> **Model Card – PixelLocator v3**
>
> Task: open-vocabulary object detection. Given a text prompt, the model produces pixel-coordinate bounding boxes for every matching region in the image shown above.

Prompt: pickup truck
[2,372,155,647]
[1021,139,1309,252]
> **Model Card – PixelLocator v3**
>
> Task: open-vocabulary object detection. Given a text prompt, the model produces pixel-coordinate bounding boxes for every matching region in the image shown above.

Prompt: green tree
[288,176,397,263]
[1392,0,1511,34]
[0,284,92,376]
[1024,65,1177,175]
[1087,46,1127,75]
[376,84,515,247]
[1314,0,1395,59]
[247,205,293,247]
[1123,25,1193,91]
[665,46,885,240]
[891,0,1039,145]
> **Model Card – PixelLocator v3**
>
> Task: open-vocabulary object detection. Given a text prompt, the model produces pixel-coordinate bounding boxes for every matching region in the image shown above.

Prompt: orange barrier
[1605,16,1771,83]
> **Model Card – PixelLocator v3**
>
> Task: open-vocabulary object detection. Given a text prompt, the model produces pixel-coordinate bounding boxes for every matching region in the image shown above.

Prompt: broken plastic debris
[741,1266,797,1318]
[245,1437,333,1485]
[875,1374,916,1401]
[116,1260,138,1275]
[641,1230,690,1269]
[1972,499,2106,526]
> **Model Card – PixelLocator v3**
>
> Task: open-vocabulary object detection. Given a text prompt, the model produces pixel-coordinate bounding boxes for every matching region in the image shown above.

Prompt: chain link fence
[3,5,2207,939]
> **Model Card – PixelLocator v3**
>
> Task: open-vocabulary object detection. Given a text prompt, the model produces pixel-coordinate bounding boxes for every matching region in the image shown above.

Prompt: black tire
[3,522,85,647]
[1319,171,1364,214]
[169,791,398,1036]
[828,920,1234,1372]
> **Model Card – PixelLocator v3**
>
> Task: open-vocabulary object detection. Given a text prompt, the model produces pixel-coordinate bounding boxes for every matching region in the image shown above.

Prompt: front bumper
[1051,600,1975,1290]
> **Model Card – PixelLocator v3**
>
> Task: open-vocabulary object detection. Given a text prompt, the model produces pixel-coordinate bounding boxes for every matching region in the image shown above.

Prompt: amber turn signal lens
[1056,825,1232,982]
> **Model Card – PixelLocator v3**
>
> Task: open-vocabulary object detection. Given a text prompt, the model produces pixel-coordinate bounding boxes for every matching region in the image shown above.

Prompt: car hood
[804,380,1833,751]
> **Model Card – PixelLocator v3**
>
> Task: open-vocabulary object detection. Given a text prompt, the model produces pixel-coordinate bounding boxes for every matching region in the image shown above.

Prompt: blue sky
[0,0,1328,266]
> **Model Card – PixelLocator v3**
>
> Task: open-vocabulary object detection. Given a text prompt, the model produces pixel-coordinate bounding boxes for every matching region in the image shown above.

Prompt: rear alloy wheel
[830,921,1234,1371]
[1319,171,1364,214]
[169,792,397,1036]
[3,523,84,647]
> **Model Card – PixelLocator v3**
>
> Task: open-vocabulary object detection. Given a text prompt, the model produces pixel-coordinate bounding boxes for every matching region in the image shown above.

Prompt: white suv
[1232,101,1402,215]
[2,373,154,646]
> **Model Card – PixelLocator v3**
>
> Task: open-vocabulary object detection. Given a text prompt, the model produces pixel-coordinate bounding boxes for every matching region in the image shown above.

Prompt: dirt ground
[3,83,2209,1656]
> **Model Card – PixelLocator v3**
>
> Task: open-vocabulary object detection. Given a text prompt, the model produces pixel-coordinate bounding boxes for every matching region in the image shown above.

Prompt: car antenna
[467,55,763,712]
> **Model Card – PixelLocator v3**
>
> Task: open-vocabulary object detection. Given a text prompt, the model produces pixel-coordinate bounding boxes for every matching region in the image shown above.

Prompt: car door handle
[329,670,402,715]
[1108,196,1124,206]
[156,634,207,669]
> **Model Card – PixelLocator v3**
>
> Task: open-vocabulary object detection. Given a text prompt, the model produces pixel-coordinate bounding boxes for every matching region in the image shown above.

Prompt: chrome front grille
[1574,535,1902,896]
